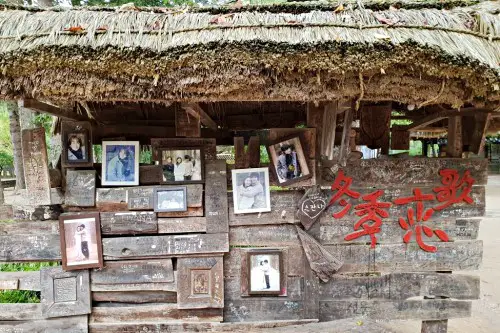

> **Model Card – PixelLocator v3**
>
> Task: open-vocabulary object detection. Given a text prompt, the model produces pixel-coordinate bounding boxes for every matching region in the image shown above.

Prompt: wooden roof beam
[21,99,87,121]
[182,103,217,131]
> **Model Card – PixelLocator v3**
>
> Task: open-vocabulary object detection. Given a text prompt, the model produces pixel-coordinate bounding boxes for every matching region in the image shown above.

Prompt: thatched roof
[0,1,498,107]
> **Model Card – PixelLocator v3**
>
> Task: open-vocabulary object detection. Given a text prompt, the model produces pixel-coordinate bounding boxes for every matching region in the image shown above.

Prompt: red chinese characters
[344,190,391,248]
[433,169,474,210]
[393,188,449,252]
[328,170,360,219]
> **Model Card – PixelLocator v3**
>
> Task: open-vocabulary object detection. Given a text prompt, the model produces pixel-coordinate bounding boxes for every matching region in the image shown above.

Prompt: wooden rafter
[21,99,86,121]
[182,103,217,131]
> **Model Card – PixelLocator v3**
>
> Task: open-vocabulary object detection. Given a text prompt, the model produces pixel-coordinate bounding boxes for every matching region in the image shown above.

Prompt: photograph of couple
[249,253,281,294]
[102,141,139,186]
[232,167,271,214]
[161,149,203,183]
[61,215,102,270]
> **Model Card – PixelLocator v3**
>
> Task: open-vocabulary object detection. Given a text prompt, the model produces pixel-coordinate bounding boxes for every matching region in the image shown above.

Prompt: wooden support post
[447,116,462,158]
[359,102,392,154]
[339,106,354,165]
[175,106,201,137]
[321,102,338,160]
[182,103,217,131]
[469,113,492,155]
[422,139,429,157]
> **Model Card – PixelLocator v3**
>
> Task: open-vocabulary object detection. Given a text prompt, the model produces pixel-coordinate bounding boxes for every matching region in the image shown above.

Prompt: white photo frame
[101,141,140,186]
[231,167,271,214]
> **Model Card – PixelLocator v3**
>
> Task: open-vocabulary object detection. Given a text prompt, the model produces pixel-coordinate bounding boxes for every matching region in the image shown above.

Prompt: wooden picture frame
[267,135,312,186]
[247,249,283,295]
[59,213,104,271]
[154,186,188,213]
[159,147,205,185]
[231,167,271,214]
[101,141,140,186]
[41,266,91,318]
[61,121,93,168]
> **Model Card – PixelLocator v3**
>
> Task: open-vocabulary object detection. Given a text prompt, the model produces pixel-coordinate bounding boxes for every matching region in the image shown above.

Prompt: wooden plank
[469,113,492,155]
[139,165,162,185]
[151,138,216,161]
[296,226,343,282]
[320,300,470,321]
[447,116,463,157]
[158,217,206,234]
[100,211,157,235]
[316,218,480,245]
[157,206,203,218]
[404,113,447,131]
[303,251,320,319]
[225,276,302,301]
[175,106,201,137]
[65,170,96,207]
[96,188,128,211]
[319,273,480,300]
[91,259,174,285]
[323,186,485,220]
[22,99,86,121]
[103,233,229,260]
[12,205,62,221]
[321,158,488,187]
[183,103,217,131]
[0,315,87,333]
[0,235,61,261]
[0,304,43,320]
[0,220,59,235]
[391,126,410,150]
[225,112,303,131]
[0,271,40,291]
[21,128,51,206]
[90,304,222,323]
[321,102,338,160]
[229,225,300,246]
[0,279,18,290]
[92,291,177,303]
[339,107,353,164]
[224,300,305,322]
[128,184,203,211]
[326,240,482,273]
[234,137,245,169]
[247,136,261,168]
[177,256,224,309]
[205,160,229,234]
[229,191,303,226]
[421,320,448,333]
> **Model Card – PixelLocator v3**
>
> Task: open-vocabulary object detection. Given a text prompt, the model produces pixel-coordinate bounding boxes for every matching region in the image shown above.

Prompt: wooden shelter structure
[0,0,498,332]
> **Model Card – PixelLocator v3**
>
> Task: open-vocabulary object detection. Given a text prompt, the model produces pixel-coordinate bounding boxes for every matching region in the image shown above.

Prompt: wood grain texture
[139,165,162,185]
[225,276,302,301]
[421,320,448,333]
[65,170,96,207]
[0,314,87,333]
[151,138,216,161]
[129,184,203,211]
[319,273,480,300]
[205,160,229,234]
[100,211,157,235]
[0,220,58,235]
[315,218,481,245]
[12,205,62,221]
[92,291,177,303]
[175,106,201,137]
[21,128,51,206]
[327,240,483,273]
[229,191,303,227]
[157,206,203,217]
[102,233,229,260]
[322,158,488,187]
[96,188,128,211]
[0,235,61,261]
[319,300,471,321]
[229,225,300,246]
[224,300,305,322]
[157,217,206,234]
[0,271,40,291]
[91,259,174,285]
[0,304,43,320]
[89,304,222,323]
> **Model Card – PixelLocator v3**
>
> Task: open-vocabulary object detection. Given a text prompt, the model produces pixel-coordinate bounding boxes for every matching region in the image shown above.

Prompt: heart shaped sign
[297,186,328,230]
[301,198,326,220]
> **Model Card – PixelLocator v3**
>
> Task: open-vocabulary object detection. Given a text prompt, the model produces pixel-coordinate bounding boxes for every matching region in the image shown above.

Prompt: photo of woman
[61,121,93,168]
[160,148,204,184]
[101,141,139,186]
[67,134,86,161]
[268,136,311,186]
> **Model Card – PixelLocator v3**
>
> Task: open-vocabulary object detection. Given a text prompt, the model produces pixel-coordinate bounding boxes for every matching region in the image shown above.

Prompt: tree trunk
[0,172,4,205]
[7,101,25,190]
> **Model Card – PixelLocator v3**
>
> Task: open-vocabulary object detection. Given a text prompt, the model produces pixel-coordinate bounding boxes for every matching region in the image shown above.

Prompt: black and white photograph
[268,136,311,186]
[61,121,93,167]
[59,213,103,271]
[154,186,188,212]
[101,141,139,186]
[247,250,282,295]
[231,167,271,214]
[161,148,204,184]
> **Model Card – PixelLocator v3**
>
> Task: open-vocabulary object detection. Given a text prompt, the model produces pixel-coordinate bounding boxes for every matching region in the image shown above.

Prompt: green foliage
[93,145,102,163]
[33,113,52,135]
[0,262,59,272]
[140,149,152,164]
[0,151,13,172]
[259,145,269,163]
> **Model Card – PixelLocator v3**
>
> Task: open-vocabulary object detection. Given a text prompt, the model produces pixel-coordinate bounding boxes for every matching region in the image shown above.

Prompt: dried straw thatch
[0,1,497,106]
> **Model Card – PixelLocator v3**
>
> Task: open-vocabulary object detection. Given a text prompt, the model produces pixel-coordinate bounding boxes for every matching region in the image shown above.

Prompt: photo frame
[58,213,104,271]
[61,121,93,168]
[247,249,283,295]
[267,135,311,186]
[159,147,205,184]
[154,186,188,213]
[101,141,140,186]
[231,167,271,214]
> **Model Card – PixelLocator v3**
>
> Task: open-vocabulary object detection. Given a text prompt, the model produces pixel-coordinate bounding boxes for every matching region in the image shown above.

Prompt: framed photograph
[154,186,188,212]
[267,135,311,186]
[160,147,204,184]
[247,249,283,295]
[101,141,139,186]
[231,167,271,214]
[58,213,103,271]
[61,121,93,167]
